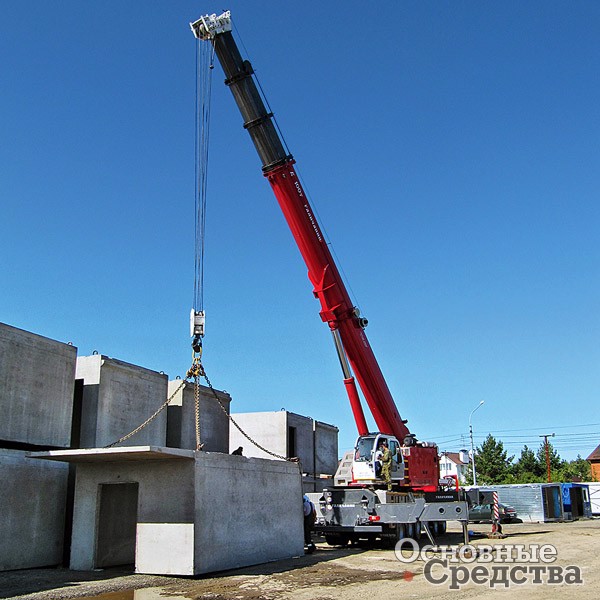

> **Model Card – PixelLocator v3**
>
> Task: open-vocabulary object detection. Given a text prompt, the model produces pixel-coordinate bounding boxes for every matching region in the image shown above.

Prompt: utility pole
[469,400,485,486]
[540,433,555,483]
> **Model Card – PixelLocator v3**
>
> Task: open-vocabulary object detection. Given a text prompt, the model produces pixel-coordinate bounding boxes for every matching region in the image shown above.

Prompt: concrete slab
[166,380,231,452]
[76,355,168,448]
[29,446,195,463]
[0,322,76,447]
[0,449,69,571]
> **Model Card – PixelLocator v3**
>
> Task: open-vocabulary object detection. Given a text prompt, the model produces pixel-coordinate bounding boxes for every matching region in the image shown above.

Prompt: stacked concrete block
[76,355,168,448]
[287,412,315,469]
[0,322,76,447]
[166,380,231,452]
[0,324,76,571]
[314,421,339,491]
[36,448,303,575]
[229,411,288,460]
[228,411,339,492]
[0,449,70,570]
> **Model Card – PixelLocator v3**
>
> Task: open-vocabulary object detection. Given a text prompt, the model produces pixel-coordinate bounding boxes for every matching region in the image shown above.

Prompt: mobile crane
[191,11,468,546]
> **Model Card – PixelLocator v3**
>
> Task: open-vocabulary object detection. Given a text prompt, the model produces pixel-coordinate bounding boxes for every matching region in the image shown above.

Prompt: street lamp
[469,400,485,486]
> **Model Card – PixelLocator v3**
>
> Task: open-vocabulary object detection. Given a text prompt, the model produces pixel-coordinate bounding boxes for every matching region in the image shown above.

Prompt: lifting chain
[187,354,205,451]
[105,355,294,462]
[195,360,292,462]
[104,377,188,449]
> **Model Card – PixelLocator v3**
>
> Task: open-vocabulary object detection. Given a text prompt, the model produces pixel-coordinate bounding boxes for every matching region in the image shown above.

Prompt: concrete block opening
[95,482,139,568]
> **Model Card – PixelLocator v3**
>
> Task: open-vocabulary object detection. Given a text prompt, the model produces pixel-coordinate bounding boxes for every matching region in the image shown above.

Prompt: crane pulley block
[190,11,232,40]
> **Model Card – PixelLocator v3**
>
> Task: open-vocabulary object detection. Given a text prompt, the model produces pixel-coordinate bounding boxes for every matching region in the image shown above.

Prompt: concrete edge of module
[28,446,196,463]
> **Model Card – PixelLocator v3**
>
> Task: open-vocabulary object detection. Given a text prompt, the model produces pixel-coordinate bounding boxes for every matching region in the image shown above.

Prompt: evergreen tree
[471,434,514,485]
[554,455,592,482]
[536,440,563,476]
[511,445,545,482]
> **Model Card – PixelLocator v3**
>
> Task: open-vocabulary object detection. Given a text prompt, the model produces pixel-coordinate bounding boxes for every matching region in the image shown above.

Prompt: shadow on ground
[0,545,367,599]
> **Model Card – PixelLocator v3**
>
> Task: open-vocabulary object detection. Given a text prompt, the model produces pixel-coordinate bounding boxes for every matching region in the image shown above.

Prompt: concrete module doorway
[96,482,139,568]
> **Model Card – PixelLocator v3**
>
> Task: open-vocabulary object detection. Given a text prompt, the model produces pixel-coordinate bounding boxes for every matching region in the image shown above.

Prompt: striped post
[491,490,502,534]
[492,491,500,522]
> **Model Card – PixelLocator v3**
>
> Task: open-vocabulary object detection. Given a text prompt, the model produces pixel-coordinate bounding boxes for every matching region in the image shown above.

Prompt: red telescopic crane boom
[190,13,411,444]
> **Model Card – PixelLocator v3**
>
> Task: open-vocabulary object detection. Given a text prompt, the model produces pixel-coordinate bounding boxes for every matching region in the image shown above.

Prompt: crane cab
[350,433,405,486]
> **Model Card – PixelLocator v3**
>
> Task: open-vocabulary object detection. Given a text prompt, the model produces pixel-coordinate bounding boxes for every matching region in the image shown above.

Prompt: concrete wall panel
[0,450,69,571]
[166,381,230,452]
[287,413,314,470]
[137,523,194,575]
[0,323,76,447]
[314,421,339,477]
[70,458,195,571]
[194,453,304,574]
[76,356,168,448]
[228,412,287,460]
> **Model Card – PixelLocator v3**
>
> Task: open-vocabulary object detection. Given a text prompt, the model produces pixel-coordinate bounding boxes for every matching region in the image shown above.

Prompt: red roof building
[587,444,600,481]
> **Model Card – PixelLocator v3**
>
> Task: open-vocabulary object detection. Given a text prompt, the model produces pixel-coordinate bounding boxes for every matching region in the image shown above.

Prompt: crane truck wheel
[431,521,447,536]
[325,534,349,547]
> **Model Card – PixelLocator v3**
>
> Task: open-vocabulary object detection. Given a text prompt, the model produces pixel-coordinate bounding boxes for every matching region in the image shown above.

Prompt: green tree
[511,445,545,483]
[554,455,592,482]
[536,440,563,477]
[466,434,514,485]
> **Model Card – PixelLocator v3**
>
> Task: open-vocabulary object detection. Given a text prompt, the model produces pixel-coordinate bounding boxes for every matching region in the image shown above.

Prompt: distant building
[440,450,470,483]
[587,444,600,481]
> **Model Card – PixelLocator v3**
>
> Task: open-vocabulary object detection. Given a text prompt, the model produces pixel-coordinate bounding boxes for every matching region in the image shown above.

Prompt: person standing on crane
[379,440,393,491]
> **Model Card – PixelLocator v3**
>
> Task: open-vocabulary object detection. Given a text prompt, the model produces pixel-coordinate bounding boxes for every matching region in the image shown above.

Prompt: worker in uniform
[379,440,393,491]
[302,494,316,553]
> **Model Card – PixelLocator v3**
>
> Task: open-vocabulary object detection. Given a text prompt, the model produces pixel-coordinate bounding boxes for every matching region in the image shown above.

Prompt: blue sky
[1,2,598,462]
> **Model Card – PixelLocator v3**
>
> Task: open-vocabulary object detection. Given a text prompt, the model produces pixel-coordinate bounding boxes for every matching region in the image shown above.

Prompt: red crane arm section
[266,162,410,442]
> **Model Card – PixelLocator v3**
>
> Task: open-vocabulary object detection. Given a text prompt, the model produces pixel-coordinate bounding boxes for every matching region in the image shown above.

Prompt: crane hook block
[190,309,205,338]
[190,11,231,40]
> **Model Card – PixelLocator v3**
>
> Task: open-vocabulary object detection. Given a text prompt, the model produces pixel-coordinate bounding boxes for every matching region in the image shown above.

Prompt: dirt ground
[2,519,598,600]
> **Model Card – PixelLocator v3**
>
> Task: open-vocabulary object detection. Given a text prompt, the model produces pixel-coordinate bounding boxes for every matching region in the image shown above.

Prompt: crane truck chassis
[190,11,469,547]
[307,488,468,547]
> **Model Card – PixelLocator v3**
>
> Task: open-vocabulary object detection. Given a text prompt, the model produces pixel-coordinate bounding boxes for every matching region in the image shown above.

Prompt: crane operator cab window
[355,436,376,461]
[388,439,400,472]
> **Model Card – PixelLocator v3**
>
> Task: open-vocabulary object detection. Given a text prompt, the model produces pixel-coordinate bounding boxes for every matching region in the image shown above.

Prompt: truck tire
[431,521,446,536]
[413,520,422,540]
[325,534,349,547]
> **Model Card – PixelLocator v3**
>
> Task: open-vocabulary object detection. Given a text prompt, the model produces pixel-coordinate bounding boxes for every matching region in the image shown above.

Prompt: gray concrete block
[192,453,304,574]
[38,447,303,575]
[0,322,76,447]
[166,380,230,452]
[287,412,314,469]
[76,355,168,448]
[0,449,69,571]
[228,411,287,460]
[314,420,339,477]
[68,450,195,571]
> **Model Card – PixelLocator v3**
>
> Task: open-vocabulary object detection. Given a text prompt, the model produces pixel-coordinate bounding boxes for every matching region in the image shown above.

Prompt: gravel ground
[2,519,598,600]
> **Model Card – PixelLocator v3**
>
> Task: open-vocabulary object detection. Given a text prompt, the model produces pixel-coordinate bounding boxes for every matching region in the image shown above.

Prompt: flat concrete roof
[28,446,195,463]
